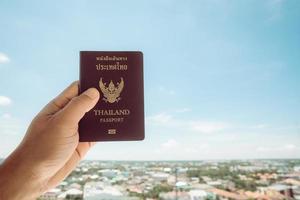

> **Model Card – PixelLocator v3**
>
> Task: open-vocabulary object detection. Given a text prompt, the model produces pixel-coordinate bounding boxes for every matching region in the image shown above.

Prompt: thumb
[55,88,100,126]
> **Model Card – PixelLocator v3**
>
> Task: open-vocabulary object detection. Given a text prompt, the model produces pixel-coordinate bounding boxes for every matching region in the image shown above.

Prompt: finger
[45,142,95,189]
[40,81,79,116]
[55,88,99,126]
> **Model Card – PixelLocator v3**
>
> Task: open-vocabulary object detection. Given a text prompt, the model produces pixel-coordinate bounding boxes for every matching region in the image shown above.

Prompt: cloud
[282,144,296,151]
[0,96,12,106]
[1,113,12,119]
[161,139,179,149]
[0,113,27,158]
[158,86,176,95]
[175,108,191,113]
[147,112,229,134]
[256,146,271,152]
[0,113,23,135]
[154,139,210,159]
[146,113,173,125]
[252,124,269,129]
[154,139,179,154]
[184,144,209,154]
[184,147,198,153]
[256,144,298,152]
[0,52,10,64]
[189,121,229,133]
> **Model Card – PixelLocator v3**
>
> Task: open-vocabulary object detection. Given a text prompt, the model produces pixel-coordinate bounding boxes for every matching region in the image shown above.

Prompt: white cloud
[0,52,10,64]
[0,114,23,135]
[161,139,178,149]
[184,144,209,153]
[189,121,228,133]
[0,96,12,106]
[252,124,268,129]
[184,147,198,153]
[1,113,12,119]
[154,139,211,159]
[154,139,179,154]
[0,114,27,158]
[256,144,298,153]
[158,86,176,95]
[282,144,296,151]
[256,146,271,152]
[146,113,173,125]
[147,112,229,134]
[175,108,191,113]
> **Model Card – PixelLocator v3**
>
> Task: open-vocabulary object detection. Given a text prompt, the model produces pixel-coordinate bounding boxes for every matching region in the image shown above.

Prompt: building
[83,181,137,200]
[188,189,212,200]
[159,191,190,200]
[38,188,61,200]
[208,188,248,200]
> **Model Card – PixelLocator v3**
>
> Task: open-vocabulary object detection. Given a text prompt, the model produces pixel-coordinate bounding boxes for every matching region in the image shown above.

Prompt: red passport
[79,51,144,141]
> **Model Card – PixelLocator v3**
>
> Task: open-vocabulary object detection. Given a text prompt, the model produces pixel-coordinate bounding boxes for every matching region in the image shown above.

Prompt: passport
[79,51,144,142]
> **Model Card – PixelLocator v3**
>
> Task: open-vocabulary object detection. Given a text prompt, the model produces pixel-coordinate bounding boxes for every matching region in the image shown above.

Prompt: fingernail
[83,88,99,99]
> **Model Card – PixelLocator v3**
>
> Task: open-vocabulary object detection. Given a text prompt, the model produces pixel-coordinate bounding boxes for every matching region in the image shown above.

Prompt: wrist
[0,147,47,200]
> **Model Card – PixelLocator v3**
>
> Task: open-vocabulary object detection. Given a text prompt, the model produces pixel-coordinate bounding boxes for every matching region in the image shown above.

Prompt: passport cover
[79,51,144,141]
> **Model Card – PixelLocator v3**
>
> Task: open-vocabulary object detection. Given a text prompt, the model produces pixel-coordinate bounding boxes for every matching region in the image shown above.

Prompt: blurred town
[38,160,300,200]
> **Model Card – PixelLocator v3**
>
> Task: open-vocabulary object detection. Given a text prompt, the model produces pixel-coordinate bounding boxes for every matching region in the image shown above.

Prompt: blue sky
[0,0,299,160]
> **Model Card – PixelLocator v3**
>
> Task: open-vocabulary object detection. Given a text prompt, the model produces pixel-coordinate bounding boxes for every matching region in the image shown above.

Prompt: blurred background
[0,0,300,199]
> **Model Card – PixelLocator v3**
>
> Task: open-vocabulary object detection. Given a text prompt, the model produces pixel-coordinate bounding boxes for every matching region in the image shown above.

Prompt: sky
[0,0,299,160]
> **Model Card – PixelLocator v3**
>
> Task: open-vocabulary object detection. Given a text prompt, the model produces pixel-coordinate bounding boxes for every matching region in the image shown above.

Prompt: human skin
[0,81,100,200]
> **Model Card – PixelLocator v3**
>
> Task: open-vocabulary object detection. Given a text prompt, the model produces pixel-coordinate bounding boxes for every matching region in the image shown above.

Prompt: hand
[0,81,100,200]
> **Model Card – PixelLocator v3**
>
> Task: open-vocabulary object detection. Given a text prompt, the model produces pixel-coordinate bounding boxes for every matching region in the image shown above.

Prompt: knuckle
[81,93,95,101]
[71,94,91,105]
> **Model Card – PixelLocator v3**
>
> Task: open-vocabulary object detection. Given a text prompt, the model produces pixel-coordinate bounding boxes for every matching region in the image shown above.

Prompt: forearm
[0,147,46,200]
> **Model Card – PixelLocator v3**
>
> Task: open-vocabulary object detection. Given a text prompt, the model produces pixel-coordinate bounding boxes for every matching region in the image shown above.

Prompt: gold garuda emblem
[99,77,124,103]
